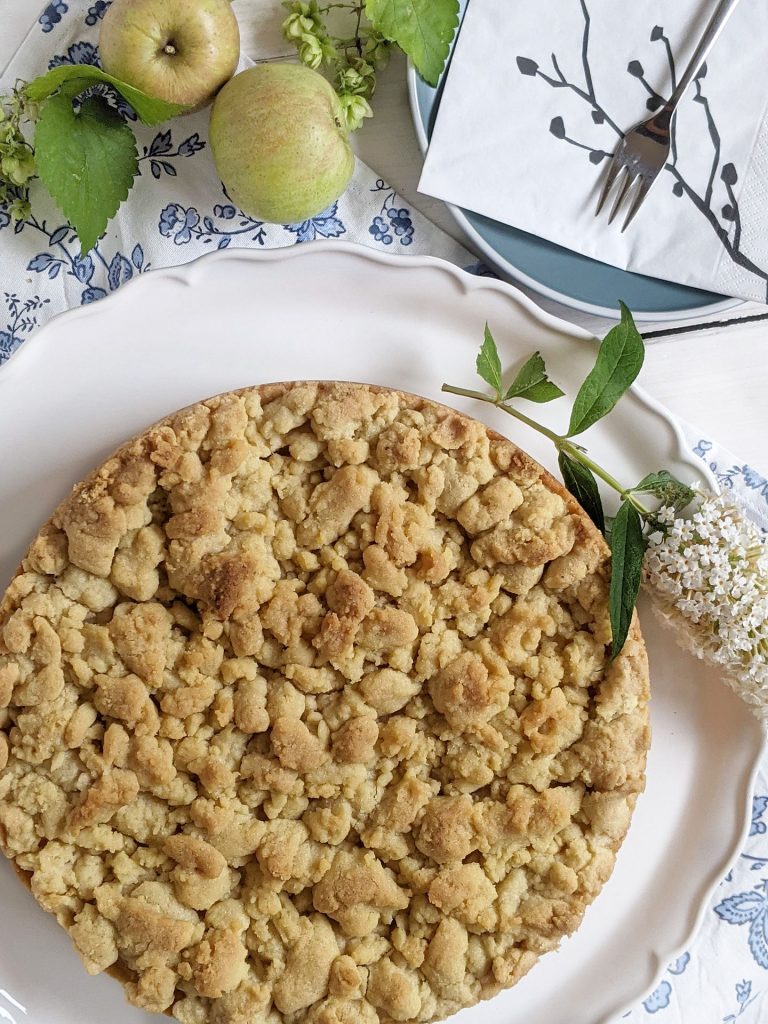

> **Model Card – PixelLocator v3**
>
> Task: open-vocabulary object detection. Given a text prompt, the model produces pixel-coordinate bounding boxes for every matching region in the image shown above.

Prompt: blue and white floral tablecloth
[2,4,768,1022]
[1,3,475,361]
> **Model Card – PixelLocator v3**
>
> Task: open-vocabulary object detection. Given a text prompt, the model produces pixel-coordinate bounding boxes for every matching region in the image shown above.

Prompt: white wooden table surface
[2,0,766,466]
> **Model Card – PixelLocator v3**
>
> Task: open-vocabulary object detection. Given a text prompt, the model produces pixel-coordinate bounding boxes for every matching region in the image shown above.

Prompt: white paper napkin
[419,0,768,303]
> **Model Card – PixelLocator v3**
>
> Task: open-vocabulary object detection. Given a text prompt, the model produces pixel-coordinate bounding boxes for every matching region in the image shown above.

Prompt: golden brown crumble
[0,382,650,1024]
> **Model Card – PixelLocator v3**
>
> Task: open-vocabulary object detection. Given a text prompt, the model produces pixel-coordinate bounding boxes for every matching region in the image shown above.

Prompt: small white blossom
[644,490,768,720]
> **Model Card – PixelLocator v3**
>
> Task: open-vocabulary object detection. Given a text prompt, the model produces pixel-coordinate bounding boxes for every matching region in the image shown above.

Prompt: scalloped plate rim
[0,244,720,496]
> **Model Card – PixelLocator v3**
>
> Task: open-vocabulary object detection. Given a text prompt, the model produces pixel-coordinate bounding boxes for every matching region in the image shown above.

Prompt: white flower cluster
[644,491,768,719]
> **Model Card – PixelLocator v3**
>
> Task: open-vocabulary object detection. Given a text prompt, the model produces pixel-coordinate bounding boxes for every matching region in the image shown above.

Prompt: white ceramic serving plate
[0,242,762,1024]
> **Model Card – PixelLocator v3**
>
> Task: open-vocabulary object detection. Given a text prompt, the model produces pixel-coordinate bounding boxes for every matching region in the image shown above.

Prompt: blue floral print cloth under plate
[1,5,768,1023]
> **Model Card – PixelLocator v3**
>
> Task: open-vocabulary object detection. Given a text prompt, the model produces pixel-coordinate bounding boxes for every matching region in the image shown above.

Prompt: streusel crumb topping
[0,382,650,1024]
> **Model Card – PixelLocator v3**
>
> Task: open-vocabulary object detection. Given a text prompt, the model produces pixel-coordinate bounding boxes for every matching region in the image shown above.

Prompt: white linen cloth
[0,5,767,1024]
[419,0,768,303]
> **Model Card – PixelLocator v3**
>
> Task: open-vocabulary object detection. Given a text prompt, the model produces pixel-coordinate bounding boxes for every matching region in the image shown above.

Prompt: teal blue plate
[407,1,739,321]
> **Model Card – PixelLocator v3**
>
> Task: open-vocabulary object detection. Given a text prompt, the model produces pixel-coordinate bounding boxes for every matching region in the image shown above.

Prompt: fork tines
[596,164,653,232]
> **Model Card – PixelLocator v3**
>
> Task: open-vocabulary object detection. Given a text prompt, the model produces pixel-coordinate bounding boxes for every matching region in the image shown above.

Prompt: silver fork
[596,0,741,231]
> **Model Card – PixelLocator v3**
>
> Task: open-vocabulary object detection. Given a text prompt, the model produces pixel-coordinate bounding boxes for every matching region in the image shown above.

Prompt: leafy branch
[1,65,186,254]
[282,0,459,130]
[442,305,696,658]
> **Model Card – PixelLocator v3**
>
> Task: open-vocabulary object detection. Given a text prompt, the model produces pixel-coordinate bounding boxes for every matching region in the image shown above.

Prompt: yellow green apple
[99,0,240,112]
[209,64,355,224]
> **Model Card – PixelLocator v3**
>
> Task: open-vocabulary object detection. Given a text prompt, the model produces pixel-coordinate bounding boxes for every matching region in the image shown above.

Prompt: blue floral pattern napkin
[1,4,768,1022]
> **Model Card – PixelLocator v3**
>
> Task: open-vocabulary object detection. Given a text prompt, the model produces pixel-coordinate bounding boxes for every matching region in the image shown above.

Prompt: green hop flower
[1,148,35,186]
[338,67,365,94]
[0,82,37,222]
[282,0,319,16]
[338,92,372,132]
[16,149,35,183]
[363,33,392,68]
[283,12,316,41]
[281,0,325,44]
[8,195,31,222]
[298,33,324,70]
[338,59,376,98]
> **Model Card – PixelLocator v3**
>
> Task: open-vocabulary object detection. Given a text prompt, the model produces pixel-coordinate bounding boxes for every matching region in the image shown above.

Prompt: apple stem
[164,43,177,56]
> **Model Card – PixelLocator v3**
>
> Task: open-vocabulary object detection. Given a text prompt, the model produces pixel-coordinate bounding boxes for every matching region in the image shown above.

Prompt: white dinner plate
[0,242,763,1024]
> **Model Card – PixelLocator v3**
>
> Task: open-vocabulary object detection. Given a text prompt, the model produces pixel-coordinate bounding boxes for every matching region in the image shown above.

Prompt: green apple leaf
[365,0,460,86]
[35,88,138,254]
[26,65,186,125]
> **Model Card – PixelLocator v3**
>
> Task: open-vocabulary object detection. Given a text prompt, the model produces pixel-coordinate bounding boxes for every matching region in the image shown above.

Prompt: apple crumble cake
[0,382,650,1024]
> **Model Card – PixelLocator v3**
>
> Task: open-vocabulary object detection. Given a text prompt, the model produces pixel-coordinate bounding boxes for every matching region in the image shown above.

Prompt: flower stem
[441,384,562,443]
[559,440,651,515]
[441,383,653,517]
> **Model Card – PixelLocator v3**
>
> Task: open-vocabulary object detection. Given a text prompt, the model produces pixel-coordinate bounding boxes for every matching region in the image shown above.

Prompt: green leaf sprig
[25,64,186,126]
[442,304,696,658]
[1,65,186,253]
[0,82,37,221]
[281,0,459,130]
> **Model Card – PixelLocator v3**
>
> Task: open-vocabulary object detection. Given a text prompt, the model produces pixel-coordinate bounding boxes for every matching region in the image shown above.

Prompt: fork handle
[663,0,741,119]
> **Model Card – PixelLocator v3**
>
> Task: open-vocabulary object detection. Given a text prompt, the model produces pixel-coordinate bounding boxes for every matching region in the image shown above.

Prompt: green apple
[209,64,355,224]
[99,0,240,112]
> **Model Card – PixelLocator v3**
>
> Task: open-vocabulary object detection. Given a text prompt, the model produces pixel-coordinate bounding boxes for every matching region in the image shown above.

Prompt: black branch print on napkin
[516,0,768,301]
